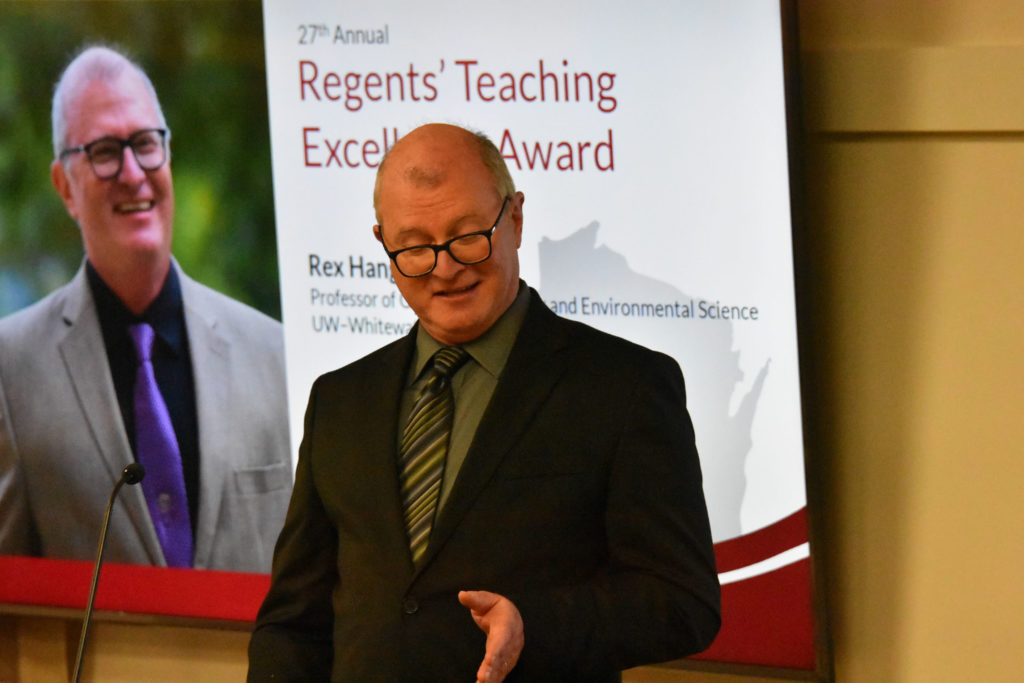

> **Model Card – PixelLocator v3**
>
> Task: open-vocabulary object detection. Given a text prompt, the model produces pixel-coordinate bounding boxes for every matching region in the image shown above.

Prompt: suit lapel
[177,269,233,568]
[333,333,417,573]
[57,267,164,564]
[374,342,417,573]
[420,295,571,572]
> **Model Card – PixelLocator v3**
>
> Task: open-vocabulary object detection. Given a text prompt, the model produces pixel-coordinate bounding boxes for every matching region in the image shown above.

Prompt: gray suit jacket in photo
[0,260,292,573]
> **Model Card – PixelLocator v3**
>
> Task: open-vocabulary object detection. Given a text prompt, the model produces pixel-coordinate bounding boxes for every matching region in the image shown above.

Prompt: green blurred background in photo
[0,0,280,320]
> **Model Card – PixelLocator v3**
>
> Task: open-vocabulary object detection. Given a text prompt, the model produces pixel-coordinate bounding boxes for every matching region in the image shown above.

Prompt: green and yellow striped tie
[399,346,469,564]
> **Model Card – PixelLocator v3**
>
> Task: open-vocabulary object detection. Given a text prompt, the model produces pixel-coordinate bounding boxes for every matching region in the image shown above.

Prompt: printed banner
[262,0,816,670]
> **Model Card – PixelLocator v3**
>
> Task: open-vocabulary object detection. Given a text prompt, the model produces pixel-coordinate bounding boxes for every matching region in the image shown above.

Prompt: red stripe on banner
[692,556,815,669]
[0,555,269,622]
[713,506,807,573]
[2,554,817,669]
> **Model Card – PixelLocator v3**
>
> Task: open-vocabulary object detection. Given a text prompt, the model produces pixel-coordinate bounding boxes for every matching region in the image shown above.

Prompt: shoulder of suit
[177,268,282,332]
[524,295,682,389]
[525,290,661,357]
[311,330,413,393]
[0,278,76,346]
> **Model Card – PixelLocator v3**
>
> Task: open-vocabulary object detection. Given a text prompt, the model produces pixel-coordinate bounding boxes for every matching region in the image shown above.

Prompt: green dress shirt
[400,281,530,508]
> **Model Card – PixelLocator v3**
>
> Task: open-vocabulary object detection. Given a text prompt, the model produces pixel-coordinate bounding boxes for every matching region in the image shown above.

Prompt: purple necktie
[129,322,193,568]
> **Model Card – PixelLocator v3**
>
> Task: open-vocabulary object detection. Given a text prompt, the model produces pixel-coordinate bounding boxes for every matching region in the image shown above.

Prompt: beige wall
[4,2,1024,680]
[799,1,1024,680]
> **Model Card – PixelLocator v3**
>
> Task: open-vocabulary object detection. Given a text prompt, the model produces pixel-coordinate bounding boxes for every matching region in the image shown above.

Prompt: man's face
[51,72,174,275]
[375,128,523,346]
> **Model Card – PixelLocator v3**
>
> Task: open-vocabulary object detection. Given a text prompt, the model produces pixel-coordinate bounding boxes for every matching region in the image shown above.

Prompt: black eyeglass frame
[58,128,170,180]
[379,196,511,278]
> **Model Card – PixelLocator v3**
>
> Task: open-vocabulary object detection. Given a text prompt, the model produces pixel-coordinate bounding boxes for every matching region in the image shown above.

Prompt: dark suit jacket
[248,290,720,681]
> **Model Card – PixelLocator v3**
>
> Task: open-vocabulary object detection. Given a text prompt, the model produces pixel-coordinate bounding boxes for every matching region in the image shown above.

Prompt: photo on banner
[0,0,285,623]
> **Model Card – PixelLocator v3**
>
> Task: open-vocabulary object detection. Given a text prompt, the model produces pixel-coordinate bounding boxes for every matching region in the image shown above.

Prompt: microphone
[71,463,145,683]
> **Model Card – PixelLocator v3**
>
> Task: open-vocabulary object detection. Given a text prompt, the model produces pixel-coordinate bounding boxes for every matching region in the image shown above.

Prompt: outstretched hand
[458,590,524,683]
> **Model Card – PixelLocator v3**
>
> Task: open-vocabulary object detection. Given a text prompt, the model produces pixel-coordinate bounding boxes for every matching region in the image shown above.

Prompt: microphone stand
[71,463,145,683]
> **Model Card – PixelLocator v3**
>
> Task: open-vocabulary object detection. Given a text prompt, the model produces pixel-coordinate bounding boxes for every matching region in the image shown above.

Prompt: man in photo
[0,45,291,573]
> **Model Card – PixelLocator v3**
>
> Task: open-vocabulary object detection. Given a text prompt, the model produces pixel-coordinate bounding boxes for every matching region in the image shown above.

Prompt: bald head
[371,122,524,345]
[373,124,514,223]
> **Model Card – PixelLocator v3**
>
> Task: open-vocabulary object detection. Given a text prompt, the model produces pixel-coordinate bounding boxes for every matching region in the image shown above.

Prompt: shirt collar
[409,280,530,385]
[86,259,187,357]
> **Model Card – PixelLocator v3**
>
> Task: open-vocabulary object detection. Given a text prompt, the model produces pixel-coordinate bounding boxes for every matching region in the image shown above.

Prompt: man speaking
[248,123,720,681]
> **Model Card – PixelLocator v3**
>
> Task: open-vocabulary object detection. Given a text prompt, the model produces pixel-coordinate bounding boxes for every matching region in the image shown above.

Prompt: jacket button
[403,597,419,614]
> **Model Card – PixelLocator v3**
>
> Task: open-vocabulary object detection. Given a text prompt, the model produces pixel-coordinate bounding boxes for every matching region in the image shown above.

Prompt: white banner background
[262,0,805,543]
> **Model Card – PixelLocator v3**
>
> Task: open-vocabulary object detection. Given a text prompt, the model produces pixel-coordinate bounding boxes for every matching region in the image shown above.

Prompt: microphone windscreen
[122,463,146,485]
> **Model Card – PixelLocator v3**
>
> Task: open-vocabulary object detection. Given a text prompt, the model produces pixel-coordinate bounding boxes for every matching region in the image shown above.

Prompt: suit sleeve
[511,351,721,675]
[0,369,38,557]
[247,378,336,681]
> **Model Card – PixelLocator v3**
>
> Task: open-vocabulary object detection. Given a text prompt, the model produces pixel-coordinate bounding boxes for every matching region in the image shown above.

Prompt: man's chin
[113,220,170,248]
[420,316,488,346]
[100,237,172,272]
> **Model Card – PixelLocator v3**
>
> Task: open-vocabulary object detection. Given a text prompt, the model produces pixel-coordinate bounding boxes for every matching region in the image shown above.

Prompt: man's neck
[89,255,172,315]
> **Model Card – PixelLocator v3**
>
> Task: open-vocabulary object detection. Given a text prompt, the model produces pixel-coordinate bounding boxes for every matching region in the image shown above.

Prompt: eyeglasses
[59,128,169,180]
[380,196,510,278]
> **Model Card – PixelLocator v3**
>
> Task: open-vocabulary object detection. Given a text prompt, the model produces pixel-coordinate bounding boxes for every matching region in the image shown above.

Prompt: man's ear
[373,225,383,243]
[511,191,524,248]
[50,160,79,223]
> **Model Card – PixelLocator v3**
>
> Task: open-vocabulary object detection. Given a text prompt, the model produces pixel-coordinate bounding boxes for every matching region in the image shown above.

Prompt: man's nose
[115,146,147,183]
[432,248,464,278]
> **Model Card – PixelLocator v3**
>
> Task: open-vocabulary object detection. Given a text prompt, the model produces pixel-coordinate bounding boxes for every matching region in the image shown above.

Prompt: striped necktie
[399,346,469,564]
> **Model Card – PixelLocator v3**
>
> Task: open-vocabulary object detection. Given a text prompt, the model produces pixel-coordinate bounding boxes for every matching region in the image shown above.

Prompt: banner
[0,0,822,674]
[262,0,817,671]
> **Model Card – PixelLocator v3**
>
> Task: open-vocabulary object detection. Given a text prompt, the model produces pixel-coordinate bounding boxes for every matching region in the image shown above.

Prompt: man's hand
[458,590,524,683]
